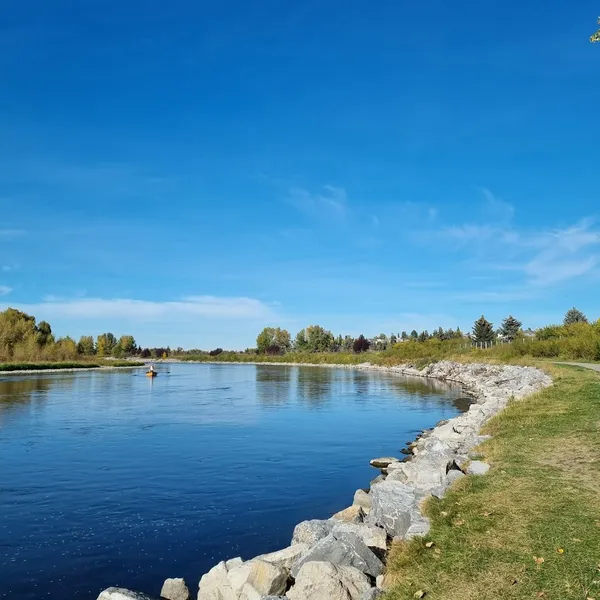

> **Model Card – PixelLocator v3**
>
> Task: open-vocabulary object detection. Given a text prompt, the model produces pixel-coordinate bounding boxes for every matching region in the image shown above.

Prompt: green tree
[119,335,137,355]
[111,342,124,358]
[401,331,408,340]
[499,315,522,341]
[77,335,96,355]
[96,332,117,357]
[0,308,37,358]
[342,335,354,352]
[390,333,397,345]
[302,325,335,352]
[564,307,588,325]
[591,17,600,42]
[36,321,54,345]
[410,330,418,340]
[54,336,78,360]
[256,327,291,354]
[472,315,495,343]
[294,329,308,351]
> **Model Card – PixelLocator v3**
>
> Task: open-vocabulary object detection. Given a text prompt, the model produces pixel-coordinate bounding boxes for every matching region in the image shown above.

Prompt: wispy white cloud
[451,289,537,303]
[0,286,12,296]
[6,296,276,321]
[480,187,515,222]
[422,188,600,289]
[287,185,348,222]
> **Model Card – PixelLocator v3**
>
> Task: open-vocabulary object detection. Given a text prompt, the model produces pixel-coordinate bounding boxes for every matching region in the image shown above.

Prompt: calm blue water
[0,363,467,600]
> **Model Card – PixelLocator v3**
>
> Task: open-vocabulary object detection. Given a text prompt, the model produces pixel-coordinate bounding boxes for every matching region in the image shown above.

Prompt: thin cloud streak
[286,185,348,222]
[5,296,276,321]
[0,286,12,296]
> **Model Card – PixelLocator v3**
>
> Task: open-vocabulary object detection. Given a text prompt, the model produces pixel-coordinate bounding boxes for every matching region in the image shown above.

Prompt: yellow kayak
[146,371,157,377]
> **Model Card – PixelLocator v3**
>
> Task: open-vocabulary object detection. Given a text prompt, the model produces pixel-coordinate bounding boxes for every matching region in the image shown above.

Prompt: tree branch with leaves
[591,17,600,43]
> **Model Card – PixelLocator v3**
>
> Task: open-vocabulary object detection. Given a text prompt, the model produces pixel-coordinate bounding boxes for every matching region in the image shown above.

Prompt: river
[0,362,467,599]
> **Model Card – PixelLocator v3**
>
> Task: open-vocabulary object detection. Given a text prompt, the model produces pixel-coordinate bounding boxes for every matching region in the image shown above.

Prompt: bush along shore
[0,360,145,373]
[96,361,552,600]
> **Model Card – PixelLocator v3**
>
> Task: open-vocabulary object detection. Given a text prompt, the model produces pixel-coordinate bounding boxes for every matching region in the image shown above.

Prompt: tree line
[0,307,163,362]
[252,308,592,355]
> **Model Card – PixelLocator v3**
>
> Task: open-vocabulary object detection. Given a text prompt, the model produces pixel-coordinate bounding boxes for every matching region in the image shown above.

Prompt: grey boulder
[98,589,156,600]
[161,579,190,600]
[291,531,383,578]
[353,490,372,513]
[332,505,365,523]
[331,522,387,552]
[360,589,384,600]
[255,545,308,571]
[287,561,371,600]
[238,560,288,600]
[366,480,419,538]
[369,457,397,469]
[291,519,334,547]
[467,460,490,475]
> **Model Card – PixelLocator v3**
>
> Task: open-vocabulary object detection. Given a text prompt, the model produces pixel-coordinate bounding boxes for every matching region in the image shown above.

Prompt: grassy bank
[384,364,600,600]
[0,360,145,372]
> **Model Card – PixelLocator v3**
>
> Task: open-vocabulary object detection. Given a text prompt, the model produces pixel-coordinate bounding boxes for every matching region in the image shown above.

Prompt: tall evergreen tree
[410,330,418,340]
[499,315,522,341]
[564,307,588,325]
[472,315,495,343]
[401,331,408,340]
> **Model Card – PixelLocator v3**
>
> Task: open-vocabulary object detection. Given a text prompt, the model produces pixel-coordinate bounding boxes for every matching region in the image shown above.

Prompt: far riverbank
[0,361,146,375]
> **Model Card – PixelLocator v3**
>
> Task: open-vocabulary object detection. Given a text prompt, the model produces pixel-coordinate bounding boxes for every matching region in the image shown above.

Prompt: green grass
[384,364,600,600]
[0,360,144,371]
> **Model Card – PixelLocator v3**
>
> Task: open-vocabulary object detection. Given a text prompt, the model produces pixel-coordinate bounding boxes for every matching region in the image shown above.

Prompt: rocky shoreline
[96,361,552,600]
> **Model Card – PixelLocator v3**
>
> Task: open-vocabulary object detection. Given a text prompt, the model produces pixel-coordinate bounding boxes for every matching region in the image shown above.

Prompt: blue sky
[1,0,599,348]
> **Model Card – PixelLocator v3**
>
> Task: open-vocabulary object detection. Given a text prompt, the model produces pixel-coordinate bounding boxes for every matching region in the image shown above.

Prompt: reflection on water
[0,363,467,600]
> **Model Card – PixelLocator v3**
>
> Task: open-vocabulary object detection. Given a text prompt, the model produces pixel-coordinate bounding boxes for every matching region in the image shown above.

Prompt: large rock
[369,457,397,469]
[399,458,446,492]
[161,579,190,600]
[331,522,387,552]
[98,590,156,600]
[291,531,383,578]
[360,589,384,600]
[467,460,490,475]
[228,563,254,598]
[255,545,308,571]
[226,558,244,570]
[291,520,334,547]
[245,560,288,597]
[366,480,419,538]
[198,560,250,600]
[404,509,431,539]
[332,505,364,523]
[353,490,372,513]
[287,562,371,600]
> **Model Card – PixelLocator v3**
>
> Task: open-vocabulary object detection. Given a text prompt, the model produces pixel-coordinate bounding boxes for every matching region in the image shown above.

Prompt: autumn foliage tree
[353,335,370,353]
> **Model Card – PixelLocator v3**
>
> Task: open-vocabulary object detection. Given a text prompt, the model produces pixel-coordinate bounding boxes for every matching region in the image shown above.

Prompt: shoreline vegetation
[0,307,166,371]
[173,308,600,366]
[0,360,145,373]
